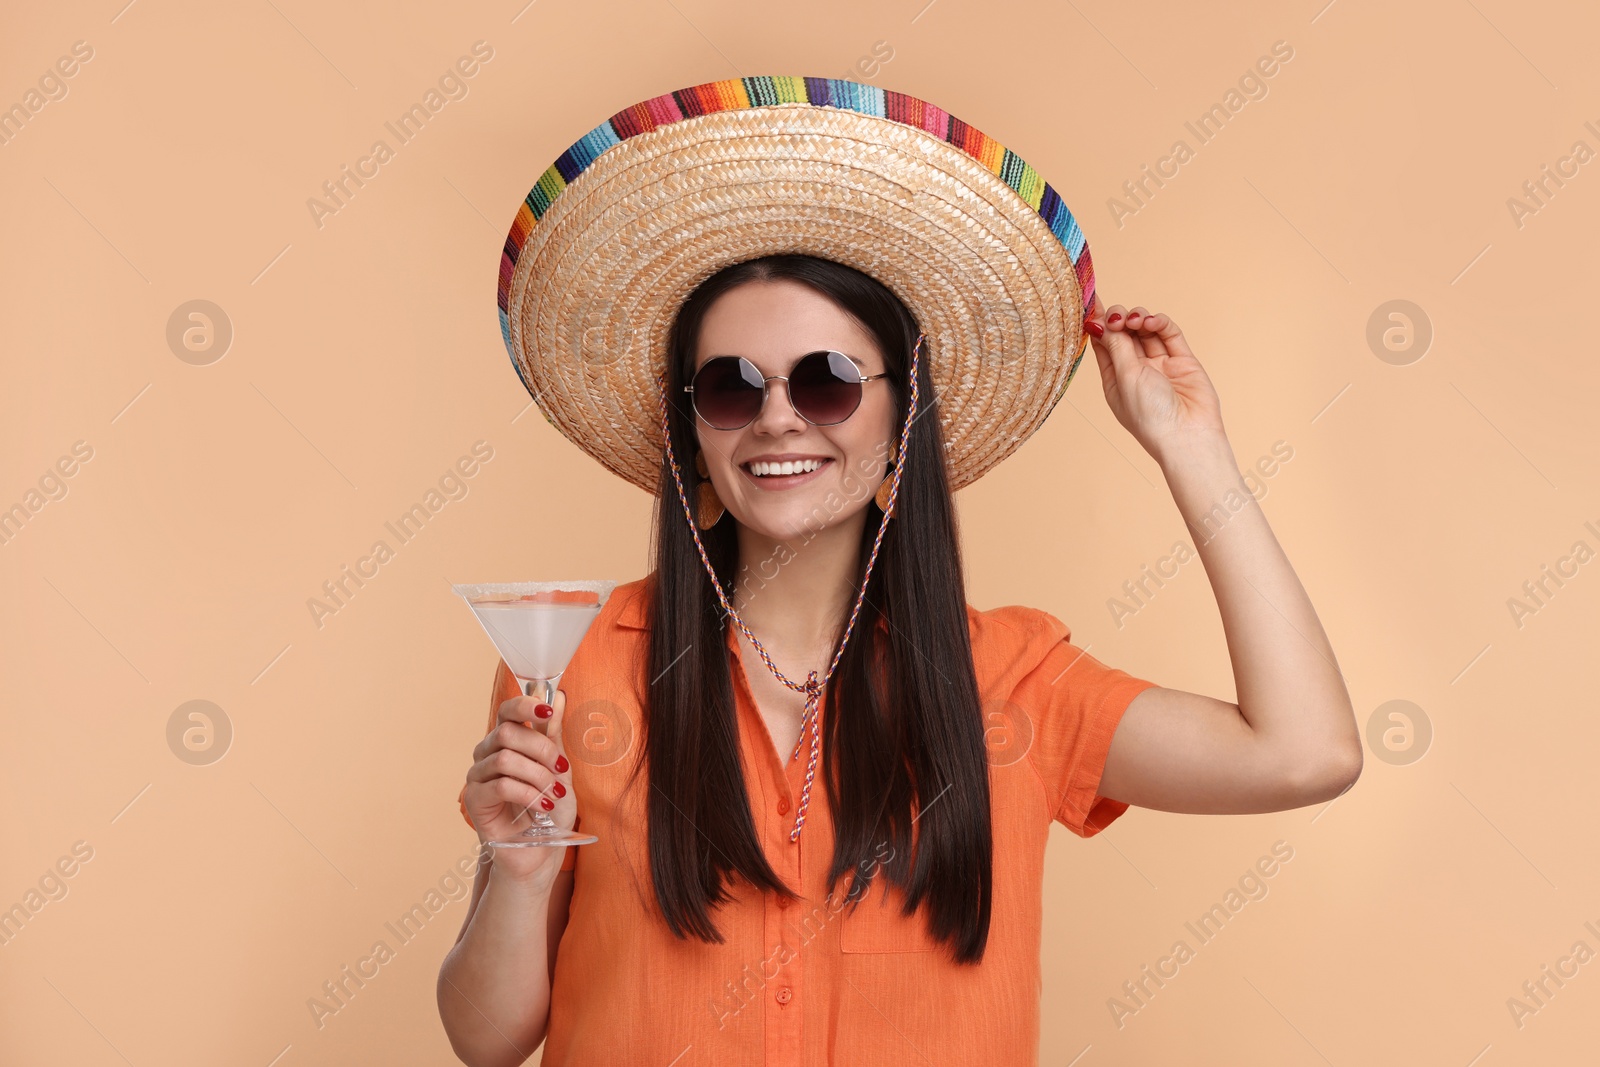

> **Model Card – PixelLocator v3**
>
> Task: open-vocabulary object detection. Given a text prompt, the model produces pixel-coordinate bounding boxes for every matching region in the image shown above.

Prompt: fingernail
[1107,312,1122,324]
[552,782,566,798]
[540,797,555,810]
[1085,320,1104,338]
[554,755,569,773]
[534,703,553,719]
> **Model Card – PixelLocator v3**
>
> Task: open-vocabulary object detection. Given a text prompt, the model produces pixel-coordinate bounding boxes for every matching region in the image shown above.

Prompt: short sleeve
[458,659,578,872]
[993,607,1159,837]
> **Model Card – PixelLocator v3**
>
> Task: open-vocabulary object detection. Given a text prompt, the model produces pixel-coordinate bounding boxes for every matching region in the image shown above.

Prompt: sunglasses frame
[682,350,891,430]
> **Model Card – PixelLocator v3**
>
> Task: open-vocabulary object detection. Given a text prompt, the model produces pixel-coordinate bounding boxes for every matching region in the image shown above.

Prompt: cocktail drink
[453,580,615,848]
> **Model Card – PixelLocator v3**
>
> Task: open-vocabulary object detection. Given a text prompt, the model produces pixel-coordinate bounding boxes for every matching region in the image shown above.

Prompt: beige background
[3,0,1597,1063]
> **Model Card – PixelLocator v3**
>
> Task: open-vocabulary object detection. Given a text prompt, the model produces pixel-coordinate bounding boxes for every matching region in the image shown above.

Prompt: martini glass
[452,580,615,848]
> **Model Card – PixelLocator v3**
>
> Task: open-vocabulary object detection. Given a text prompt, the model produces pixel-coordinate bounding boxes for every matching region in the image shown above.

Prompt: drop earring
[694,450,725,529]
[874,446,899,516]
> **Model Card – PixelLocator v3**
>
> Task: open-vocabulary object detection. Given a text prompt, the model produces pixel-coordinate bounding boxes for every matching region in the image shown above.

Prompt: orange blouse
[457,576,1159,1065]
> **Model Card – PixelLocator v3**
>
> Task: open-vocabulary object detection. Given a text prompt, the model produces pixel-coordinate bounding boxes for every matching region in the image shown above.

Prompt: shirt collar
[614,578,651,630]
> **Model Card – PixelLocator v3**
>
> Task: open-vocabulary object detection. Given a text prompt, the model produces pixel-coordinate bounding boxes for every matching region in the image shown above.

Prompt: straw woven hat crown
[497,76,1096,494]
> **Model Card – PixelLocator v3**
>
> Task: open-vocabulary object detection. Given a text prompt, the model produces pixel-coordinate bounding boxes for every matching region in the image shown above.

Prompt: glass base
[485,824,598,848]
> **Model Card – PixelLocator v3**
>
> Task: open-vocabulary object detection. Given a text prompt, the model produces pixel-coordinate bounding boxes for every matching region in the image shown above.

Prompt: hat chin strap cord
[656,332,924,843]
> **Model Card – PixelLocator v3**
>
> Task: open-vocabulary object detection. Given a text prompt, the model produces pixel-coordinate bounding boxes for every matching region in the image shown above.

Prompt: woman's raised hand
[461,688,577,885]
[1086,297,1227,463]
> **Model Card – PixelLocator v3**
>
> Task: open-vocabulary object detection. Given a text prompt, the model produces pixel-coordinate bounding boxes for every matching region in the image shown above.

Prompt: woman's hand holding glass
[462,688,577,886]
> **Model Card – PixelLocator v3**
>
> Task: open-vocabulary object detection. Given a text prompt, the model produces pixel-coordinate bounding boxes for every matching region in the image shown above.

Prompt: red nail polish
[1107,312,1122,324]
[552,782,566,798]
[554,755,569,773]
[540,797,555,810]
[1085,320,1104,338]
[534,703,553,719]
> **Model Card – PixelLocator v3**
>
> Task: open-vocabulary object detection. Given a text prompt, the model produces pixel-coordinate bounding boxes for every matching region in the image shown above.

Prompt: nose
[749,377,807,434]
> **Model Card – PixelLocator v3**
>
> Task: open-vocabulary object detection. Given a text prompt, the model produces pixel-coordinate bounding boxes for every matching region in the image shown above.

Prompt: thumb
[1089,328,1114,381]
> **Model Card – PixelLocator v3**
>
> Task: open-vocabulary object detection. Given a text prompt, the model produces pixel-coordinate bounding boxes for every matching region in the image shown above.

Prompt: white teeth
[748,458,825,476]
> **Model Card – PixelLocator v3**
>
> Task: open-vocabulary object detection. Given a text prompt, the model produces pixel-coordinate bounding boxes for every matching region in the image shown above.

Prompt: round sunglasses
[683,350,891,431]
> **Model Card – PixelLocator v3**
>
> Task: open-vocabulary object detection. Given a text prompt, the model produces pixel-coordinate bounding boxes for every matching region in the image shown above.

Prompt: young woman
[438,79,1360,1066]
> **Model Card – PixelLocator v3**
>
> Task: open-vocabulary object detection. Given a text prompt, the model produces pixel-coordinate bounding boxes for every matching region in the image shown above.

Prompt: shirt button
[775,986,792,1005]
[777,895,791,909]
[777,797,790,815]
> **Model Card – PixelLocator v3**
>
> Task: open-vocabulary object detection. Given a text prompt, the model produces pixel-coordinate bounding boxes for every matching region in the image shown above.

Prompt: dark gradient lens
[691,356,765,429]
[789,351,863,425]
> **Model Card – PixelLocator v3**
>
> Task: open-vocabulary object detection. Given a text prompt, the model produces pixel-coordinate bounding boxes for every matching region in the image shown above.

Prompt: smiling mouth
[743,458,829,476]
[740,457,833,486]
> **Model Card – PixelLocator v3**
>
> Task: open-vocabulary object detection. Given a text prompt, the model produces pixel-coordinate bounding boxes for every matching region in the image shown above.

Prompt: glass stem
[517,675,561,833]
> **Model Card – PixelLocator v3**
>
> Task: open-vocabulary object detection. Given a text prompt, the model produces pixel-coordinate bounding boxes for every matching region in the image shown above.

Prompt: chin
[732,495,867,541]
[735,512,825,542]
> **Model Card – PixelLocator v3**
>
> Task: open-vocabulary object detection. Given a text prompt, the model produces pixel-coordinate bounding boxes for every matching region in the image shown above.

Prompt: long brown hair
[635,254,993,963]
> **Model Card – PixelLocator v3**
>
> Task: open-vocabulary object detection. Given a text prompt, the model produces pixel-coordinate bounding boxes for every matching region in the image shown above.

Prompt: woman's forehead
[696,282,881,366]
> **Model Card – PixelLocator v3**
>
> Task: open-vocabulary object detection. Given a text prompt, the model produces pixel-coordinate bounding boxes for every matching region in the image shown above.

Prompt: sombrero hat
[497,75,1095,494]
